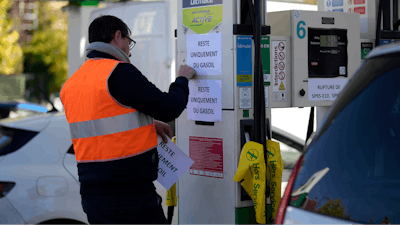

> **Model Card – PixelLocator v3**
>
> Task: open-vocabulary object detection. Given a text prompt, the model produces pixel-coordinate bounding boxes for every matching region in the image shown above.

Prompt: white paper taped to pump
[187,79,222,122]
[186,33,222,75]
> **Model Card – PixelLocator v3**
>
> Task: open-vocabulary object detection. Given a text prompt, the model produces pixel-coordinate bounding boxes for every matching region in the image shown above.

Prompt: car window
[67,144,75,155]
[0,126,39,156]
[290,66,400,224]
[275,139,302,169]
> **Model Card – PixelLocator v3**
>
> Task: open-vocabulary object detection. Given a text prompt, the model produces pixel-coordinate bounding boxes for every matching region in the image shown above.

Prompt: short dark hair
[88,15,131,43]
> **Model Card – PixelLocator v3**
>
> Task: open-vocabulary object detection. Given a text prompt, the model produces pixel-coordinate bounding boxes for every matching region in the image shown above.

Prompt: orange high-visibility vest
[60,58,157,163]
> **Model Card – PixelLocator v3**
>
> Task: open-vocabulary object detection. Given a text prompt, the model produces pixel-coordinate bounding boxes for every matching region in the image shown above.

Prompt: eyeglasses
[126,36,136,50]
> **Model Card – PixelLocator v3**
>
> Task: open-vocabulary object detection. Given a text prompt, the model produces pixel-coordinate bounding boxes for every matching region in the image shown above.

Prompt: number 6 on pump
[297,21,306,39]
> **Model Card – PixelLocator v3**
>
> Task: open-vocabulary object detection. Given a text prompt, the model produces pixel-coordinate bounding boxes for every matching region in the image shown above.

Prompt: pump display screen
[308,28,348,78]
[320,35,338,47]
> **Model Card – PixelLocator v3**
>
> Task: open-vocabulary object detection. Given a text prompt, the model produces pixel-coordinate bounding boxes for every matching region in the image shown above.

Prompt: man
[60,15,196,224]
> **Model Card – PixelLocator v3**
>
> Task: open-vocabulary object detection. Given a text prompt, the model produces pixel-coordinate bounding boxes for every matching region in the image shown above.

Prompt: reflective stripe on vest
[69,111,153,139]
[60,58,158,163]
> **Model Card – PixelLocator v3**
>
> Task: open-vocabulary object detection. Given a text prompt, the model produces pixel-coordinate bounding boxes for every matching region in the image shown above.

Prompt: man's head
[89,15,133,57]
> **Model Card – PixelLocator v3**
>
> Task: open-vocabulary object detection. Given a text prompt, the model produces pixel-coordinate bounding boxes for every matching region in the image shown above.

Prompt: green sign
[261,36,270,85]
[361,42,373,60]
[183,5,223,34]
[81,0,98,6]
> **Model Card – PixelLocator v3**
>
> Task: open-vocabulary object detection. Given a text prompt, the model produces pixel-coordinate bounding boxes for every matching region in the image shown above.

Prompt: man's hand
[154,120,173,143]
[178,65,196,80]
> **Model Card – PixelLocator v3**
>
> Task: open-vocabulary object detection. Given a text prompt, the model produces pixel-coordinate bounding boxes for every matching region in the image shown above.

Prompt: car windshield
[290,65,400,224]
[279,140,302,169]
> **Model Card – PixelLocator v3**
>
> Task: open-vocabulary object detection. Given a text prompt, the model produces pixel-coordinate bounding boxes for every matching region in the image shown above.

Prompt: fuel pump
[176,0,271,224]
[316,0,376,127]
[176,1,361,224]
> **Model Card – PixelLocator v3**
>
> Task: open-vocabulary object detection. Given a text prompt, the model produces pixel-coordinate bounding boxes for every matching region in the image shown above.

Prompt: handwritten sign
[156,136,194,190]
[187,79,222,122]
[187,33,222,75]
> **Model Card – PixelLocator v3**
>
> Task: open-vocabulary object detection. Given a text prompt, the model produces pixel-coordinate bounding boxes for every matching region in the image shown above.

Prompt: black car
[277,43,400,224]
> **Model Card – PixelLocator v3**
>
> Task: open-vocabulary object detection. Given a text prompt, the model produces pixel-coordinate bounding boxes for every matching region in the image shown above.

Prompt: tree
[0,0,24,75]
[316,197,352,220]
[23,1,68,102]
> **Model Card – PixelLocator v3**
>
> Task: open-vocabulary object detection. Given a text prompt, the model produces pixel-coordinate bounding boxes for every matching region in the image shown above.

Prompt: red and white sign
[324,0,368,34]
[354,6,365,14]
[279,71,285,80]
[278,42,285,51]
[189,136,223,179]
[278,62,285,70]
[272,40,287,102]
[354,0,365,5]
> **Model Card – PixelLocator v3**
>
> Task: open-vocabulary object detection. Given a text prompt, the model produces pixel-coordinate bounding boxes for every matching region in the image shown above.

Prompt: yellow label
[233,141,267,224]
[279,82,285,91]
[266,140,283,220]
[238,75,252,83]
[166,137,178,207]
[166,183,177,206]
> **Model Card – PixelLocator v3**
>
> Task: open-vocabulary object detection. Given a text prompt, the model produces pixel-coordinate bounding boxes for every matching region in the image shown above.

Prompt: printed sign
[182,0,223,34]
[272,40,287,102]
[261,36,270,84]
[308,78,348,101]
[237,36,252,86]
[361,42,373,60]
[156,136,194,190]
[187,33,222,75]
[379,39,392,46]
[324,0,368,33]
[183,0,223,8]
[187,79,222,122]
[189,136,223,179]
[239,87,251,109]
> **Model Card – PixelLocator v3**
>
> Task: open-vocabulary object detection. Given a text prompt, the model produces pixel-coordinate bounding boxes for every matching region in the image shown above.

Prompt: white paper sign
[308,78,348,101]
[156,136,194,190]
[186,33,222,75]
[187,79,222,122]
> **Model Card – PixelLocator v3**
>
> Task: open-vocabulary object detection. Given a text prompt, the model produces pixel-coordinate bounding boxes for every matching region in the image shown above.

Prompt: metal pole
[253,0,261,143]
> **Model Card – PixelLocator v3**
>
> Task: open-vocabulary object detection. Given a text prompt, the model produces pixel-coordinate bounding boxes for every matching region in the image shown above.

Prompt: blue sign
[332,8,343,12]
[237,36,252,75]
[332,0,343,7]
[380,39,392,46]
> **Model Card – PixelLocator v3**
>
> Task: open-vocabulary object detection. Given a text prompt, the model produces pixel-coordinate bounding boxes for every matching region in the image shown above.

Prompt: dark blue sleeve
[108,63,189,122]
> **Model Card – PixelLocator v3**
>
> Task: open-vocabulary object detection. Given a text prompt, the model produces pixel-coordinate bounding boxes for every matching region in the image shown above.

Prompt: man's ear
[111,30,123,44]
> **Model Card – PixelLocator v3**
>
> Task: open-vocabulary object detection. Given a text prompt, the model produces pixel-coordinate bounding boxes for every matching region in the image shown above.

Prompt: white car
[0,111,303,224]
[0,112,86,224]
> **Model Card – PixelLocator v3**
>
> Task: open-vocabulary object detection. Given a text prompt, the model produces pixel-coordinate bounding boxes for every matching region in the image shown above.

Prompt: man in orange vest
[60,15,196,224]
